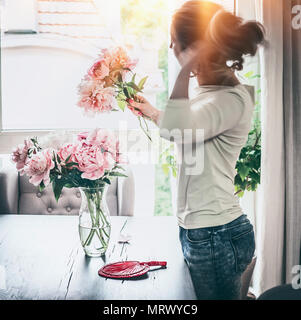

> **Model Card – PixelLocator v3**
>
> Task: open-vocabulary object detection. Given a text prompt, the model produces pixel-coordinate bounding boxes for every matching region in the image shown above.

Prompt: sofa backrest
[0,166,135,216]
[18,174,118,216]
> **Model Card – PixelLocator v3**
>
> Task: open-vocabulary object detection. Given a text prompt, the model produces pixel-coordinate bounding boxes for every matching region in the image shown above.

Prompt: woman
[128,1,265,299]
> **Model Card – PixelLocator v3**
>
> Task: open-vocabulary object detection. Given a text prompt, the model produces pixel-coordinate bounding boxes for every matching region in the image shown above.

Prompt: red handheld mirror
[98,261,167,279]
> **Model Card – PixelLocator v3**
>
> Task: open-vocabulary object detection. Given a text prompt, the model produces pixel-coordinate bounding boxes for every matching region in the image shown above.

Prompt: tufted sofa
[0,166,135,216]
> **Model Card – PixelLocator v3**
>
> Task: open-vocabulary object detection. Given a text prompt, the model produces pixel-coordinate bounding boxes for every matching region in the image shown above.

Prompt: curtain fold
[253,0,285,296]
[283,0,301,283]
[254,0,301,295]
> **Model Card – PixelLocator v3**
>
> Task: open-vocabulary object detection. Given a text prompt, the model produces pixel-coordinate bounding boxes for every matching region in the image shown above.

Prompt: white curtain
[252,0,286,296]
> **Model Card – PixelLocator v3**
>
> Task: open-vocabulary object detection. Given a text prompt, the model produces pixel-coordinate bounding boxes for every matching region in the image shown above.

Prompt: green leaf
[109,172,128,178]
[39,181,45,192]
[117,92,126,100]
[238,164,250,181]
[131,73,136,83]
[52,179,64,203]
[114,165,126,171]
[138,76,148,90]
[127,82,142,92]
[117,99,126,111]
[161,163,170,176]
[65,154,71,163]
[65,161,78,167]
[244,71,254,79]
[123,87,131,99]
[237,190,245,198]
[166,155,175,165]
[64,183,74,188]
[102,177,111,184]
[172,167,177,178]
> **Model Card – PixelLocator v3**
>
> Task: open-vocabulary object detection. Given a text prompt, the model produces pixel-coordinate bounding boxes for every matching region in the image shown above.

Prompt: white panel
[38,1,96,13]
[1,0,37,32]
[38,13,103,25]
[211,0,235,13]
[236,0,256,19]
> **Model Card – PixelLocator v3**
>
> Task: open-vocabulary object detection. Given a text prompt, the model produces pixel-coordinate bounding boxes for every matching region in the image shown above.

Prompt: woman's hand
[127,95,162,126]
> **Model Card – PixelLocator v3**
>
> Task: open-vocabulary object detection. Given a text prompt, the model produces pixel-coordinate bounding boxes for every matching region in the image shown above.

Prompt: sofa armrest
[0,168,19,214]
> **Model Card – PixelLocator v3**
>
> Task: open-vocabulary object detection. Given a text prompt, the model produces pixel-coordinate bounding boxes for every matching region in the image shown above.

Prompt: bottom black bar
[0,300,299,319]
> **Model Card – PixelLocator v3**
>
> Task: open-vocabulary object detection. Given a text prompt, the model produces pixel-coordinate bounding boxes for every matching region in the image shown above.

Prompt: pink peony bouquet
[11,128,127,201]
[77,46,151,140]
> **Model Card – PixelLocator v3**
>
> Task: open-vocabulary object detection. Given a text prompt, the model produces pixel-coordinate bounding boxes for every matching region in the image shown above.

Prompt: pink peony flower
[73,128,123,179]
[87,59,110,80]
[24,149,55,186]
[108,46,138,71]
[57,143,78,164]
[98,47,137,83]
[73,145,106,180]
[77,46,139,115]
[77,80,116,114]
[11,139,34,175]
[86,128,126,165]
[86,128,117,156]
[77,132,89,143]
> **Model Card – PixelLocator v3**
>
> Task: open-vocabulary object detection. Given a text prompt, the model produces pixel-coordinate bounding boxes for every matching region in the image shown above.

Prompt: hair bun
[239,21,265,55]
[207,9,265,70]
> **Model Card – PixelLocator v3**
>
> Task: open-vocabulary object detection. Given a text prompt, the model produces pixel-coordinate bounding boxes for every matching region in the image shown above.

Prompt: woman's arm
[169,55,196,100]
[126,65,191,127]
[169,68,191,100]
[159,91,245,144]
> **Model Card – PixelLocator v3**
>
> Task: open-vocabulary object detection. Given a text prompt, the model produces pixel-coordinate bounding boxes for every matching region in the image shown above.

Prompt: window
[0,0,163,131]
[0,0,167,217]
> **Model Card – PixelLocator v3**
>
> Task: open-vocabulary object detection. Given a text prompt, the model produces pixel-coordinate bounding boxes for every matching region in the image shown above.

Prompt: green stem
[138,117,152,141]
[96,207,110,239]
[83,229,95,247]
[82,188,110,249]
[82,192,98,247]
[96,191,110,228]
[95,228,107,249]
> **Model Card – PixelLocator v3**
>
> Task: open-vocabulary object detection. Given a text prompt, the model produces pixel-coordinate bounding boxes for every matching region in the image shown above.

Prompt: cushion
[18,174,118,216]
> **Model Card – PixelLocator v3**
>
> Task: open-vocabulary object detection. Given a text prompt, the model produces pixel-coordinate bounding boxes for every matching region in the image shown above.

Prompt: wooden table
[0,215,196,300]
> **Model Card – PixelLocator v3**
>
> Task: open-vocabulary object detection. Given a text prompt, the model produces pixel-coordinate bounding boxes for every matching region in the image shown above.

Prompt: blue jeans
[179,214,255,300]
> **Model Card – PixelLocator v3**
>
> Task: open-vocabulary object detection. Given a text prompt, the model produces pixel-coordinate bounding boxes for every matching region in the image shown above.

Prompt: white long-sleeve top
[158,84,254,229]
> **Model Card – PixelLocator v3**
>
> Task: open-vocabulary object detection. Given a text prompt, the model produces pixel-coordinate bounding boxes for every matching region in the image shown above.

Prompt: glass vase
[78,186,111,257]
